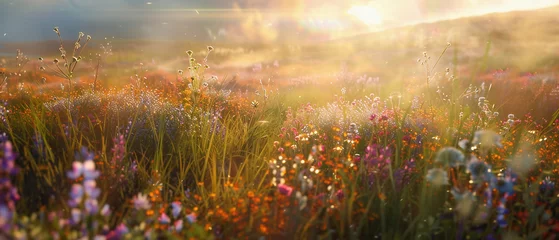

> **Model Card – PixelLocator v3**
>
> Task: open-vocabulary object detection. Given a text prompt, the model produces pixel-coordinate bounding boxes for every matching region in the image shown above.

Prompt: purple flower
[84,180,100,198]
[171,201,182,218]
[67,148,99,180]
[496,194,509,228]
[85,199,99,215]
[186,213,197,223]
[111,134,126,165]
[278,184,294,196]
[71,208,82,225]
[0,140,19,231]
[69,184,84,207]
[83,160,100,180]
[335,189,344,200]
[67,161,84,180]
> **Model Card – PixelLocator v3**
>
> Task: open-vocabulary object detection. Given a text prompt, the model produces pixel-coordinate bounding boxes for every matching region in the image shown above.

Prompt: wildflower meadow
[2,2,559,239]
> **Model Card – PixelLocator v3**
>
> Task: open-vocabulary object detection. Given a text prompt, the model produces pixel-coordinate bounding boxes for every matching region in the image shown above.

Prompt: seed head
[186,50,193,56]
[38,57,44,61]
[87,35,92,41]
[207,46,214,52]
[53,27,60,34]
[79,32,85,38]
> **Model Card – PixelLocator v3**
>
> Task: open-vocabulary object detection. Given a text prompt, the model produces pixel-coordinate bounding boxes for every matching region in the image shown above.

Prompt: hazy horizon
[1,0,559,43]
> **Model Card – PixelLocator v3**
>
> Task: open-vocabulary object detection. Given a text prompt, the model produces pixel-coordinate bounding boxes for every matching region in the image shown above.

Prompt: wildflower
[496,194,509,228]
[83,180,101,198]
[540,177,555,193]
[497,170,515,195]
[101,204,111,217]
[174,219,184,232]
[278,184,293,196]
[426,168,449,186]
[186,213,196,223]
[435,147,465,167]
[507,119,515,127]
[335,189,344,200]
[0,141,19,232]
[171,201,182,218]
[133,193,151,210]
[507,114,515,119]
[159,213,171,224]
[85,199,99,215]
[369,114,377,121]
[71,208,82,224]
[68,184,84,207]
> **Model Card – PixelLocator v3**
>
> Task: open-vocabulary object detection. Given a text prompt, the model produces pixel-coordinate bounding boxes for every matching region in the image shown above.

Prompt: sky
[1,0,559,43]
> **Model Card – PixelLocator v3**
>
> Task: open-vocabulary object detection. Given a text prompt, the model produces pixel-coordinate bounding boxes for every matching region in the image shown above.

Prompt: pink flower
[278,184,293,196]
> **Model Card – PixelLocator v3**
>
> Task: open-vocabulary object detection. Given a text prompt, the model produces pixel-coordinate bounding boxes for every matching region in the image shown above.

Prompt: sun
[347,5,383,26]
